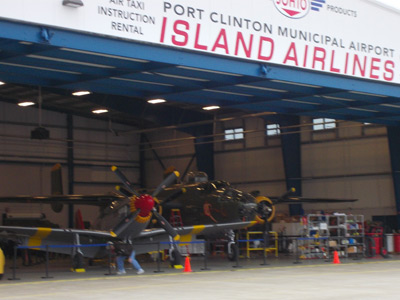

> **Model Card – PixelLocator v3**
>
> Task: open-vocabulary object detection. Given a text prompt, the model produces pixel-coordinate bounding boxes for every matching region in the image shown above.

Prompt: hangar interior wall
[0,101,395,228]
[0,102,139,228]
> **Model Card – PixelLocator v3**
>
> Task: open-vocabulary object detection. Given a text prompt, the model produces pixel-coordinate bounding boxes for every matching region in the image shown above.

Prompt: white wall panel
[245,118,266,148]
[215,147,284,183]
[302,176,395,220]
[302,137,390,178]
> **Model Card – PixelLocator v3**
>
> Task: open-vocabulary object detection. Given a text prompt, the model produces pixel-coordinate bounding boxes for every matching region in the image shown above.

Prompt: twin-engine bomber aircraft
[0,164,357,270]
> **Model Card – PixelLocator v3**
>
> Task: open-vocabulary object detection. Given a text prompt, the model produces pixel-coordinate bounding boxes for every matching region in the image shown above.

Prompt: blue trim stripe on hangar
[1,19,400,126]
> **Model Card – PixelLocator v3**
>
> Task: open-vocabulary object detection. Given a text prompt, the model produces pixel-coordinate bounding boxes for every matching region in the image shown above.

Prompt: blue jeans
[116,250,142,272]
[116,255,126,272]
[129,250,142,271]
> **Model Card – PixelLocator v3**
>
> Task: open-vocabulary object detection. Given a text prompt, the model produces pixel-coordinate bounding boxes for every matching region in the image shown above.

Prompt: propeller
[111,166,180,241]
[255,188,296,224]
[276,187,296,203]
[150,171,181,240]
[115,185,133,198]
[152,171,180,198]
[111,166,140,197]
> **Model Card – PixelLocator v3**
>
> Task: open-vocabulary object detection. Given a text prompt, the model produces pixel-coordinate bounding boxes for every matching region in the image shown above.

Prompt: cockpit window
[186,171,208,183]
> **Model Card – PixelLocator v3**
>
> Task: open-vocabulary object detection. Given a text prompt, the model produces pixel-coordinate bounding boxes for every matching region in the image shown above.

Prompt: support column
[139,133,146,188]
[279,116,302,216]
[67,114,74,228]
[194,125,215,180]
[387,126,400,229]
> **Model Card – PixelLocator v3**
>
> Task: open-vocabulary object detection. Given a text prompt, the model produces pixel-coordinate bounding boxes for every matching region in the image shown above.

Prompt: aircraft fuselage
[158,180,258,226]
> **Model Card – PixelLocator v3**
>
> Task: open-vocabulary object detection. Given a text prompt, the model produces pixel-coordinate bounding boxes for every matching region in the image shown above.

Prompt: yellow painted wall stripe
[28,228,52,247]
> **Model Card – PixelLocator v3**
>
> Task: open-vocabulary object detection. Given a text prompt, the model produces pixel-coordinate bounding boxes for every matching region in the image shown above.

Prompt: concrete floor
[1,255,400,299]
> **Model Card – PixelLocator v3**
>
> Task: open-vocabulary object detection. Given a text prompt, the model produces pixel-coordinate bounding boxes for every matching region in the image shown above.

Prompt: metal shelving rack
[303,214,365,259]
[297,215,330,259]
[343,214,365,258]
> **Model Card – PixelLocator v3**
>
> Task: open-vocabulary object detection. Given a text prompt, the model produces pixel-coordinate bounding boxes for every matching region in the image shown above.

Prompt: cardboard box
[329,240,337,247]
[348,246,357,253]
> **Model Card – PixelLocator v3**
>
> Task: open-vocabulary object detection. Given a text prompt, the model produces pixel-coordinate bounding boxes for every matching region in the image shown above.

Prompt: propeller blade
[115,185,133,198]
[152,208,180,241]
[111,166,140,197]
[279,187,296,201]
[110,210,140,238]
[270,187,296,204]
[152,171,180,197]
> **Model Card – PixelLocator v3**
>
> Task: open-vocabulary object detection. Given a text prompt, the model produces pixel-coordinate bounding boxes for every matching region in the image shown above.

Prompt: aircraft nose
[134,194,155,217]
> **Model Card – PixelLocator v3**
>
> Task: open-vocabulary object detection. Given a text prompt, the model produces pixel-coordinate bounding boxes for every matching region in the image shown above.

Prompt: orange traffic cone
[333,251,341,264]
[183,256,192,272]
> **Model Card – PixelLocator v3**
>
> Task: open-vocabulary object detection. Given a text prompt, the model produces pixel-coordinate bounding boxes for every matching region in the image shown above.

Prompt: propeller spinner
[111,166,180,241]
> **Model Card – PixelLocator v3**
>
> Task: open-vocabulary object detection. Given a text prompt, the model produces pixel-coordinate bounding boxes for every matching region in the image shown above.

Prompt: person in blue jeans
[128,250,144,274]
[115,241,144,275]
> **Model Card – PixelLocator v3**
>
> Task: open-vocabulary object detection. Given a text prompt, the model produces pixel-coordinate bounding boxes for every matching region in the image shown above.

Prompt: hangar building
[1,2,400,295]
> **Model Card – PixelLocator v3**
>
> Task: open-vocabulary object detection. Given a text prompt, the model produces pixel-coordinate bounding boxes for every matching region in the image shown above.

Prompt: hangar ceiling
[1,20,400,129]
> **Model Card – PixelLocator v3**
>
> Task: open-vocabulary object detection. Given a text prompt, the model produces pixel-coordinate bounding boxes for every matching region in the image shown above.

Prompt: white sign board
[0,0,399,84]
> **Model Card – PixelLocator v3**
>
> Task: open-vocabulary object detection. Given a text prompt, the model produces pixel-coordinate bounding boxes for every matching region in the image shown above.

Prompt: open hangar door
[0,0,400,229]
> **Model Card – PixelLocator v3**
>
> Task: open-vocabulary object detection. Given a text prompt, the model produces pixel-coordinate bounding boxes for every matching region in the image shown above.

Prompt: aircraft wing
[132,221,257,253]
[139,221,257,239]
[0,225,115,258]
[0,220,257,257]
[270,196,358,203]
[0,226,113,240]
[0,193,124,206]
[0,221,256,245]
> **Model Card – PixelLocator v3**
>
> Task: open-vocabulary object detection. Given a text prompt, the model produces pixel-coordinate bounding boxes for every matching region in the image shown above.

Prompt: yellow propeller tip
[173,234,180,241]
[110,231,117,237]
[173,171,180,178]
[111,166,117,172]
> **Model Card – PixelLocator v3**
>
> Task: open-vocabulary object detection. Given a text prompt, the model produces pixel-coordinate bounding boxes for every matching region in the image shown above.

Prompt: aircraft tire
[73,253,85,269]
[169,249,182,266]
[227,243,238,261]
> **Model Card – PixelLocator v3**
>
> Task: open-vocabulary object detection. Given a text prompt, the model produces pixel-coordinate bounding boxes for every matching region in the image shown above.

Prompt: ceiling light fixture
[147,98,166,104]
[349,91,388,97]
[0,81,5,85]
[72,91,91,96]
[62,0,84,8]
[270,79,322,88]
[18,101,35,107]
[202,105,220,111]
[92,109,108,114]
